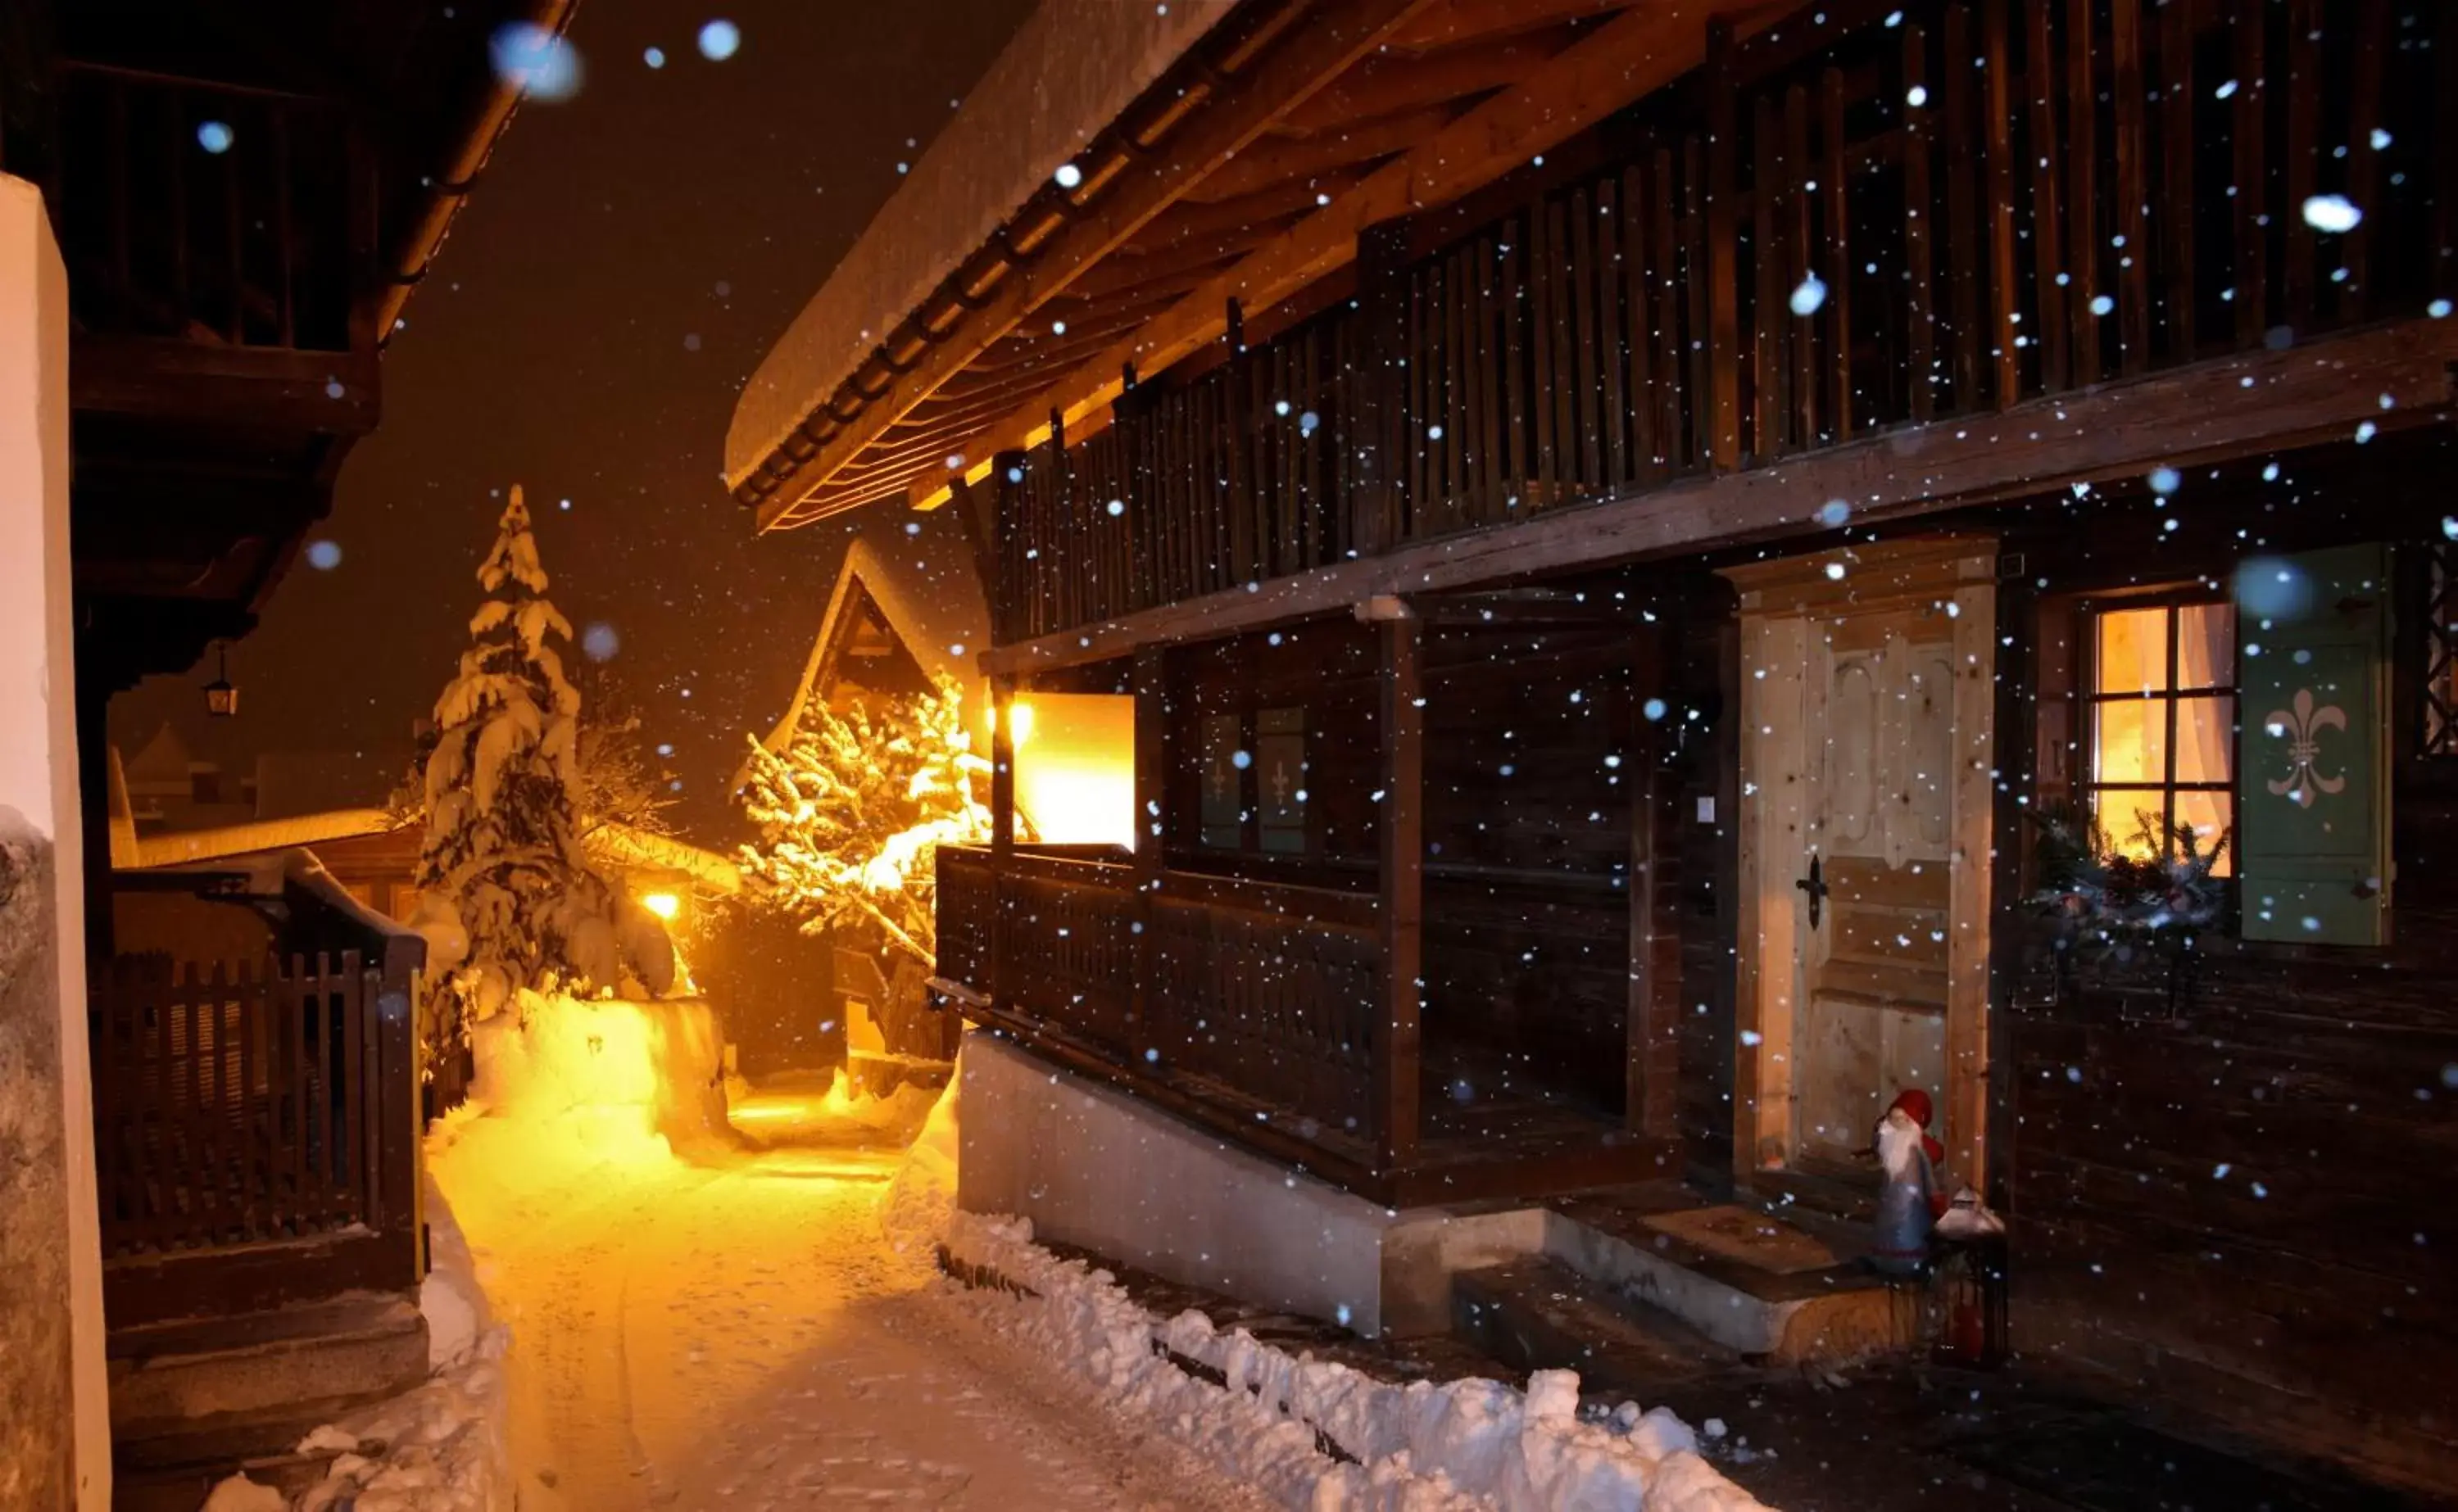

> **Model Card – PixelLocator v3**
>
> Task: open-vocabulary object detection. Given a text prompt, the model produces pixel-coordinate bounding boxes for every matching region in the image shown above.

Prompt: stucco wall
[0,171,109,1510]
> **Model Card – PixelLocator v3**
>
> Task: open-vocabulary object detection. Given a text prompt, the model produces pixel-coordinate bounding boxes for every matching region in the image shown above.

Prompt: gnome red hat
[1885,1089,1946,1166]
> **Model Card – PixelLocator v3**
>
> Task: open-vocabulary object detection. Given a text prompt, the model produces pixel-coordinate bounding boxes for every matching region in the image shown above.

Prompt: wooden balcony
[977,0,2458,654]
[933,843,1674,1206]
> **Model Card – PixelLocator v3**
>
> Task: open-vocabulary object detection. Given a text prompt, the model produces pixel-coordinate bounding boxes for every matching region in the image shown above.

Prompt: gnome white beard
[1876,1108,1927,1182]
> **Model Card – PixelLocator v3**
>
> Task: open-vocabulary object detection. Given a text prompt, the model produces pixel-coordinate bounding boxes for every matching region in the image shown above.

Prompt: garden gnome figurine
[1870,1089,1944,1274]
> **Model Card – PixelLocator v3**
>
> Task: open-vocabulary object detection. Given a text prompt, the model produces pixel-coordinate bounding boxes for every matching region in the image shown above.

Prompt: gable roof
[761,507,991,758]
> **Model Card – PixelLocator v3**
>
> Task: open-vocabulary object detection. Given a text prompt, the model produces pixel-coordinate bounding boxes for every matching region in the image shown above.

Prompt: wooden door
[1726,540,1996,1188]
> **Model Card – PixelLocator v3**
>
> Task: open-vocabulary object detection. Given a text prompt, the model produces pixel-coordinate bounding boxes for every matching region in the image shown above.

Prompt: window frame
[2077,589,2241,868]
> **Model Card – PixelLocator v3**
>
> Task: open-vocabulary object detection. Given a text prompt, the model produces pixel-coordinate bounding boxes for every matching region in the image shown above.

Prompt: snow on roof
[724,0,1236,489]
[762,508,990,758]
[129,808,404,870]
[122,722,197,785]
[591,822,744,896]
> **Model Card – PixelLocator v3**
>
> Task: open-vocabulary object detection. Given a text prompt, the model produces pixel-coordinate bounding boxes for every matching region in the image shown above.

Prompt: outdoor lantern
[202,645,238,718]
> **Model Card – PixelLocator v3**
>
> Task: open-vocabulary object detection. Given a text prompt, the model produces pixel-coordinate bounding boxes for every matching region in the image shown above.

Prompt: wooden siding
[988,0,2454,651]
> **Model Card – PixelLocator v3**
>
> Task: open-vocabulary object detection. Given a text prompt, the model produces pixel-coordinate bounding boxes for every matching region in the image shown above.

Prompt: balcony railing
[937,843,1652,1202]
[990,0,2456,648]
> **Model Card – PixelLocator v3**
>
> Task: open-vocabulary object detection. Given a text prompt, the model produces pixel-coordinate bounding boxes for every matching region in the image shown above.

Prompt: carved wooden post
[1131,646,1166,1044]
[989,672,1018,1016]
[1371,600,1422,1175]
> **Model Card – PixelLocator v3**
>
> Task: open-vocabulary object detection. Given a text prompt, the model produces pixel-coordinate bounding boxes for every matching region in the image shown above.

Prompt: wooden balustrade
[936,844,1383,1162]
[39,62,367,354]
[88,952,399,1258]
[992,0,2455,647]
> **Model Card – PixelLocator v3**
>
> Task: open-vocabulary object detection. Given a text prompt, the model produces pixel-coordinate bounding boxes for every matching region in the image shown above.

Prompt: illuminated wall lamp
[202,645,238,718]
[639,891,682,921]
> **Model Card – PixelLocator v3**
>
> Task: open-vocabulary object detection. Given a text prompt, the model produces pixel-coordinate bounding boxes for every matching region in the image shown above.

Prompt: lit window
[2087,600,2236,874]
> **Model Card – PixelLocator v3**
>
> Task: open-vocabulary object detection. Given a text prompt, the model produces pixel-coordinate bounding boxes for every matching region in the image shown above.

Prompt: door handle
[1796,854,1829,930]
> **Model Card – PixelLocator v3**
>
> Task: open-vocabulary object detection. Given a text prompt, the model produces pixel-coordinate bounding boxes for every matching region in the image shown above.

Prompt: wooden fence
[992,0,2456,646]
[36,61,367,353]
[88,952,406,1260]
[937,844,1381,1162]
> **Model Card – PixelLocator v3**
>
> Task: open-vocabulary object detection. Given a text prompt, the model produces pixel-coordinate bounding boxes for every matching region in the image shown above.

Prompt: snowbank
[469,990,729,1154]
[936,1212,1774,1512]
[205,1181,512,1512]
[879,1063,960,1259]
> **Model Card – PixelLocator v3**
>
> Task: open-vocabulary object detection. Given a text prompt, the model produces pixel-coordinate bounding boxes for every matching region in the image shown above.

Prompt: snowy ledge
[939,1210,1777,1512]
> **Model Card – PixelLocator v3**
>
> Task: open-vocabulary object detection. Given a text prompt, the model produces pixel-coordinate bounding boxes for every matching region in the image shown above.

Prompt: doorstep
[107,1289,428,1473]
[1542,1187,1906,1365]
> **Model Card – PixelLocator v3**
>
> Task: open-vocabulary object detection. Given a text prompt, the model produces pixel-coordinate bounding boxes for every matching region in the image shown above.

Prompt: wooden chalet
[2,1,572,1501]
[734,0,2457,1491]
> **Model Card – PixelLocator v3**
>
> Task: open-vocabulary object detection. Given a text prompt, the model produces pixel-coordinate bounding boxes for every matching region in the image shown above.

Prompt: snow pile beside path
[878,1066,960,1261]
[941,1211,1776,1512]
[469,990,729,1155]
[283,1180,512,1512]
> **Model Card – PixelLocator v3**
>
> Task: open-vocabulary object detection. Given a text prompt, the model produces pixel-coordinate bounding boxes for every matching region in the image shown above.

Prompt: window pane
[2175,790,2235,878]
[2092,699,2168,783]
[2096,607,2170,694]
[2173,695,2234,783]
[2176,604,2235,690]
[2093,789,2168,856]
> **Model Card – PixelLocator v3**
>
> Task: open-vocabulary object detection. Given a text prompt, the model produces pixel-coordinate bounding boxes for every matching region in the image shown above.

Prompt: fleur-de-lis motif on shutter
[2235,544,2392,946]
[2262,687,2348,808]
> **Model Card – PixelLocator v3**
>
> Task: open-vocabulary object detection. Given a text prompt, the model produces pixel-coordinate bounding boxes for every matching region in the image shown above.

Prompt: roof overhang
[728,0,1798,533]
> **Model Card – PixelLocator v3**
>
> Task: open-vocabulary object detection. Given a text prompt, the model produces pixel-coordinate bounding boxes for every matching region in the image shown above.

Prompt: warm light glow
[1014,693,1135,848]
[1003,700,1036,747]
[640,891,681,920]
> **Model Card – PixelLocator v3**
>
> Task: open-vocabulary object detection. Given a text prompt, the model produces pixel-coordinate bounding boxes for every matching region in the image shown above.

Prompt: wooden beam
[1385,0,1635,54]
[982,314,2458,677]
[1180,106,1454,206]
[1131,645,1166,1046]
[1375,612,1425,1173]
[752,0,1444,526]
[911,0,1789,519]
[1277,34,1562,137]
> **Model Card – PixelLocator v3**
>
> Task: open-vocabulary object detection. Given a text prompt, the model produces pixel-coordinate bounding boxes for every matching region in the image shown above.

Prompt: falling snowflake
[491,23,583,101]
[196,120,234,154]
[1789,274,1827,317]
[306,540,342,571]
[2301,194,2362,233]
[697,19,741,61]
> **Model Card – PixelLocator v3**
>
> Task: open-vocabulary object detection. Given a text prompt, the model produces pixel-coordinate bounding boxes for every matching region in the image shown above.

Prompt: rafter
[738,0,1448,514]
[890,0,1793,527]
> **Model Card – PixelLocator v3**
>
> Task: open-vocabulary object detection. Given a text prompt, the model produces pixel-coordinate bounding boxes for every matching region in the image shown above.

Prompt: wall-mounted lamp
[639,891,681,921]
[203,645,238,718]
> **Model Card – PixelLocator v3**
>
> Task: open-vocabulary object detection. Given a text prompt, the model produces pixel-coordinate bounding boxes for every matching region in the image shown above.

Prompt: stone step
[1541,1192,1913,1365]
[1451,1257,1735,1401]
[109,1291,427,1470]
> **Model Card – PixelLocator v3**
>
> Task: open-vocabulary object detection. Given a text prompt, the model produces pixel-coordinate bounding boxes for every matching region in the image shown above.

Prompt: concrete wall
[955,1032,1553,1338]
[0,171,111,1510]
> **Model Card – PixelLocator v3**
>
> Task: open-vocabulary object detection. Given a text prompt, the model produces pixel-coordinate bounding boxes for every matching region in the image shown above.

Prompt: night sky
[110,0,1037,836]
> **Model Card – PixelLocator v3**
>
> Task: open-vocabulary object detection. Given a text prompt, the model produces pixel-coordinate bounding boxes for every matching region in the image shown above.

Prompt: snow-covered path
[428,1086,1269,1512]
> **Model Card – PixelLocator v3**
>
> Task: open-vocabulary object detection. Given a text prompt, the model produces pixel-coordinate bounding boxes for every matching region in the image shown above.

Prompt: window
[2425,538,2458,756]
[2086,600,2237,874]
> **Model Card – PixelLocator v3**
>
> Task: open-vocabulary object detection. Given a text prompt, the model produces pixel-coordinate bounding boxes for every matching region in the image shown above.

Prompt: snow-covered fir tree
[736,678,990,966]
[415,487,673,1024]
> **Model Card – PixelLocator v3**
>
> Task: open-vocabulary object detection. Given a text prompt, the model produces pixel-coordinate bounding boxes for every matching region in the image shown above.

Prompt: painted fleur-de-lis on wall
[2265,687,2348,808]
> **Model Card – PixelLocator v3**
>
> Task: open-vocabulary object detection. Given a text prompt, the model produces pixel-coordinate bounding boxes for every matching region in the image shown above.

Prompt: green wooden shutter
[2236,544,2392,945]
